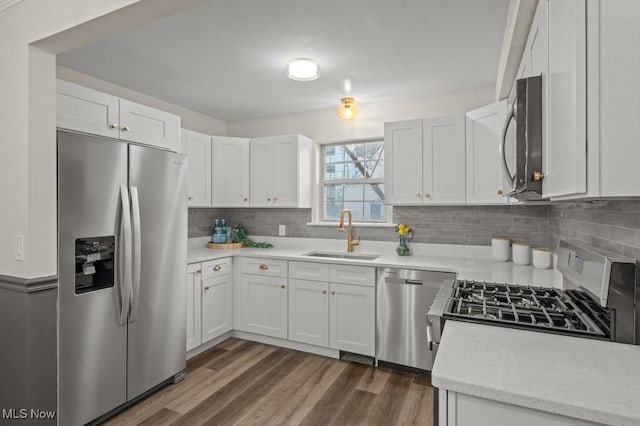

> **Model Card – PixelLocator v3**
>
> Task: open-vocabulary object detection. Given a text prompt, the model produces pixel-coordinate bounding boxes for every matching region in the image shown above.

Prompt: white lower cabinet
[440,390,598,426]
[236,258,289,339]
[329,282,375,356]
[186,258,233,352]
[201,273,233,344]
[287,261,376,357]
[288,279,329,347]
[186,264,202,352]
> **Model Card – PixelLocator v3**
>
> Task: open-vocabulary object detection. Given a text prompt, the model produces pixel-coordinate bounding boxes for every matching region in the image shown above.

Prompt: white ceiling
[57,0,509,122]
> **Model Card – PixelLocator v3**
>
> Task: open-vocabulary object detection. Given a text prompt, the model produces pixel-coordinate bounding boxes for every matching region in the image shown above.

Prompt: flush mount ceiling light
[336,97,359,120]
[286,58,320,81]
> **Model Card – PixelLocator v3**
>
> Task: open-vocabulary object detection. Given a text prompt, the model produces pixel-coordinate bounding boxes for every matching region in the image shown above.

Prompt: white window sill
[306,222,396,228]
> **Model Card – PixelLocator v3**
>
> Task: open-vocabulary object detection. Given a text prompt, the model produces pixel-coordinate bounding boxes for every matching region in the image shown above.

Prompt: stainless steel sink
[302,251,380,261]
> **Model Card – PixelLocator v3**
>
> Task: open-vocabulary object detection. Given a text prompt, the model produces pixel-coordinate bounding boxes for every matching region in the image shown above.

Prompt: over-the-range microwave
[499,75,545,201]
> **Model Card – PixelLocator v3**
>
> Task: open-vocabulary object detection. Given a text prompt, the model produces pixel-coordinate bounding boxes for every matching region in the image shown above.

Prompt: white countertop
[432,321,640,426]
[187,236,562,287]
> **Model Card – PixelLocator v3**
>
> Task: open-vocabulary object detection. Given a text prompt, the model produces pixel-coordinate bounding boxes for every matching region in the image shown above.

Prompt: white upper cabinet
[56,79,119,138]
[544,0,587,198]
[118,99,180,152]
[512,0,640,199]
[385,117,465,205]
[465,101,510,204]
[56,80,181,152]
[384,119,424,204]
[423,116,466,204]
[211,136,250,207]
[184,129,212,207]
[249,135,312,208]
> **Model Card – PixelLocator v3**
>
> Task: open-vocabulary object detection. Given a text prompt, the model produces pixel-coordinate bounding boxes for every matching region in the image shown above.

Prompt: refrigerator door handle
[118,185,133,325]
[129,186,142,322]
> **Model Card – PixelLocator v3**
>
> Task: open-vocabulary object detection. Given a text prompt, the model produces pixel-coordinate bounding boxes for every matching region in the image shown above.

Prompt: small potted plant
[395,223,413,256]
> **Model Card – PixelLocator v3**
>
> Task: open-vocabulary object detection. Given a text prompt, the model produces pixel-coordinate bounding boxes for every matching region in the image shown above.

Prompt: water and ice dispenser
[75,236,115,294]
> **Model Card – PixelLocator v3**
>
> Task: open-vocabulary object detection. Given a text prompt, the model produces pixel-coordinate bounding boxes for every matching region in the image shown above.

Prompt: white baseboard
[232,331,340,359]
[186,331,233,360]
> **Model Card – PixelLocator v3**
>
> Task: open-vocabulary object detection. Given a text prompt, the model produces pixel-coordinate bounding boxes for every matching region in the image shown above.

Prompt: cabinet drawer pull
[424,192,431,198]
[497,189,504,195]
[204,286,212,291]
[188,195,193,200]
[266,198,272,202]
[243,197,248,202]
[415,192,421,198]
[196,269,202,274]
[121,126,130,132]
[109,123,119,129]
[280,284,286,289]
[272,197,278,202]
[322,290,327,295]
[259,264,269,270]
[213,265,222,271]
[330,290,336,295]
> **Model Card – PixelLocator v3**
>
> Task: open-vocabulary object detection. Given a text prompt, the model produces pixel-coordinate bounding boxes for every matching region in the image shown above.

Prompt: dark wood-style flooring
[106,338,434,426]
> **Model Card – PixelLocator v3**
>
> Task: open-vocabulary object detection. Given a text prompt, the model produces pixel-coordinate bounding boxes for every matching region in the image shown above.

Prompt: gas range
[443,280,610,339]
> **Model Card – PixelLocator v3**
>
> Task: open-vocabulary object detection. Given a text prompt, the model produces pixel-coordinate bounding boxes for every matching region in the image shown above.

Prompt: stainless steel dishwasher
[376,268,455,371]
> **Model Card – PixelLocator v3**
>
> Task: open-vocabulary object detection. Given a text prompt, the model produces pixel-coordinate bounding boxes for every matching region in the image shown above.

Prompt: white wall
[0,0,207,278]
[57,66,226,136]
[227,85,494,142]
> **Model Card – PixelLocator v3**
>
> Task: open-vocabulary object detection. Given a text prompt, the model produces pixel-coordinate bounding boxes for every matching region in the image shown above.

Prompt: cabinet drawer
[202,257,232,278]
[240,257,287,277]
[330,265,375,287]
[289,261,330,281]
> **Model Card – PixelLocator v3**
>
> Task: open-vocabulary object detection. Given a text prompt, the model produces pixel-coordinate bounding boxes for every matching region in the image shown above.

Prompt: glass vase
[396,235,411,256]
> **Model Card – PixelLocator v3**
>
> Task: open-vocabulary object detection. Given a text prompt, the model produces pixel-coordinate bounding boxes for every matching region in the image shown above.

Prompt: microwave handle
[499,104,516,188]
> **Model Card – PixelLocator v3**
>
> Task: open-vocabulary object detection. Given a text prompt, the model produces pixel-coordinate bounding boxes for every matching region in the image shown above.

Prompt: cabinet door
[422,116,466,204]
[239,274,288,338]
[329,283,375,356]
[186,264,202,352]
[249,137,274,207]
[119,99,181,152]
[56,79,119,138]
[201,274,233,343]
[288,279,329,347]
[211,136,250,207]
[465,102,510,204]
[184,130,212,207]
[384,120,424,205]
[545,0,587,198]
[272,135,299,207]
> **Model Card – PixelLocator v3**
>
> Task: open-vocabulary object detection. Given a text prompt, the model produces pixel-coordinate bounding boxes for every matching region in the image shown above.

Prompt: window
[321,140,386,222]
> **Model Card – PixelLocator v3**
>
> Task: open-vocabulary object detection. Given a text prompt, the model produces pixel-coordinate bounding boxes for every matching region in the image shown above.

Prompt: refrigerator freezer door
[127,144,187,399]
[57,131,128,426]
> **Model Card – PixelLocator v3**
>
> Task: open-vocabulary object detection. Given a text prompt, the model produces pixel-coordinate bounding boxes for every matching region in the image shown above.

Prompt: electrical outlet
[15,234,24,262]
[278,224,286,236]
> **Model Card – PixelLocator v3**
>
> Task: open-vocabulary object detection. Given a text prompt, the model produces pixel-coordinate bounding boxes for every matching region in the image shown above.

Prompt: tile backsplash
[190,200,640,260]
[189,205,551,248]
[549,200,640,260]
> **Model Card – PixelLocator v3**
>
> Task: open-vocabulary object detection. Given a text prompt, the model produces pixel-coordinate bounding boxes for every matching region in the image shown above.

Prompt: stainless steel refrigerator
[57,130,187,425]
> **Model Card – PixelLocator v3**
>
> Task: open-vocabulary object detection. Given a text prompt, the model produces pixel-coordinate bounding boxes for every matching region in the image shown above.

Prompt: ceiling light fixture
[286,58,320,81]
[336,97,359,120]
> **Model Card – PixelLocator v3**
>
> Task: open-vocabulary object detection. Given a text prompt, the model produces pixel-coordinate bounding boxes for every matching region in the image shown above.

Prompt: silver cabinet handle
[121,126,130,132]
[213,265,222,272]
[109,123,119,129]
[426,322,433,351]
[259,264,269,270]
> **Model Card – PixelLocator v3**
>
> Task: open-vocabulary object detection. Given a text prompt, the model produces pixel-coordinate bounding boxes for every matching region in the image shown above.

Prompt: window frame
[310,138,393,226]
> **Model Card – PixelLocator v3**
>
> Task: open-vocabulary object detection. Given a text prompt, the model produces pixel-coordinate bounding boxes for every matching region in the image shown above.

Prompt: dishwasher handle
[385,277,423,285]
